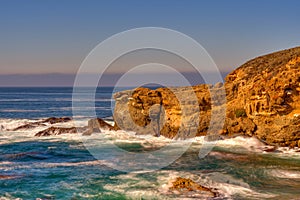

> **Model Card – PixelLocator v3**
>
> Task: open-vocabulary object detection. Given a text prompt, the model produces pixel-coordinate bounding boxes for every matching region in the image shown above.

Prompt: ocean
[0,87,300,199]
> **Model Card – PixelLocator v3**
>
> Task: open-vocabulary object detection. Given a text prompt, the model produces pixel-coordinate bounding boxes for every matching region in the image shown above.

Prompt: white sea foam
[0,118,38,131]
[0,119,298,199]
[0,117,85,132]
[103,170,276,199]
[213,136,271,152]
[79,129,172,149]
[2,118,300,159]
[104,172,166,199]
[269,169,300,179]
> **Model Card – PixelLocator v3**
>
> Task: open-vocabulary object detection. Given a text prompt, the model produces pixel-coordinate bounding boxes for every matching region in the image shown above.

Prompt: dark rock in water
[11,117,72,131]
[113,47,300,147]
[83,118,118,136]
[170,177,217,197]
[263,146,278,152]
[91,118,113,130]
[34,118,117,137]
[41,117,72,124]
[35,127,78,136]
[12,124,37,131]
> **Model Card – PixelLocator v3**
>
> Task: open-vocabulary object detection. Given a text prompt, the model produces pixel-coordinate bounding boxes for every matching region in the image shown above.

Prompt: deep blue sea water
[0,87,119,119]
[1,87,300,199]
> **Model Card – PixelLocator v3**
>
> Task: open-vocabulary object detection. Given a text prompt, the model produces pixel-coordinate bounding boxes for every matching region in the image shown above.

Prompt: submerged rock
[113,47,300,147]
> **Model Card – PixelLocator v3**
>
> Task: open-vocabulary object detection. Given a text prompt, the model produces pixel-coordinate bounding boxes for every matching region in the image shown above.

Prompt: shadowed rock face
[113,47,300,147]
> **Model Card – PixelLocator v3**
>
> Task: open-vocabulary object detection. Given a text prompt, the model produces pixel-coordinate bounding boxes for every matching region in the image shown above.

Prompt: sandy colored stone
[114,47,300,147]
[170,177,217,197]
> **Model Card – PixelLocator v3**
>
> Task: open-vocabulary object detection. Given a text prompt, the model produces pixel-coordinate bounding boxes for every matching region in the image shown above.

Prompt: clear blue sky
[0,0,299,86]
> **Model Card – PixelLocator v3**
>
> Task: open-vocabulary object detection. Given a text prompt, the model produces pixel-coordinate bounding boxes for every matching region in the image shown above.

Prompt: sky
[0,0,300,86]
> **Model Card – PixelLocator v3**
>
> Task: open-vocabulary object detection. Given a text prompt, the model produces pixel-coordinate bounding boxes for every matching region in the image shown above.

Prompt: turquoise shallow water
[1,127,300,199]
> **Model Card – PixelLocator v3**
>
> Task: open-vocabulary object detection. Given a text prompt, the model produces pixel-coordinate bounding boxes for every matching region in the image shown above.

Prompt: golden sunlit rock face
[224,47,300,147]
[114,47,300,147]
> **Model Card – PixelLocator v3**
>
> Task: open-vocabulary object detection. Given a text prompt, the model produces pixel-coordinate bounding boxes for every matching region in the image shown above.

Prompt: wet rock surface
[11,117,72,131]
[83,118,118,135]
[34,118,117,137]
[35,127,78,136]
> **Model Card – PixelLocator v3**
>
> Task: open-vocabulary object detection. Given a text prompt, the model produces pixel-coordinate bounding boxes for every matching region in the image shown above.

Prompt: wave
[0,117,79,132]
[1,120,300,199]
[269,169,300,179]
[0,118,39,131]
[1,117,300,158]
[103,170,276,199]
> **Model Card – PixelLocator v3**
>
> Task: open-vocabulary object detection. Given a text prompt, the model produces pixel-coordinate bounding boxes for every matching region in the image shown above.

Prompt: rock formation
[113,85,218,139]
[35,118,116,137]
[113,47,300,147]
[11,117,72,131]
[82,118,117,135]
[224,46,300,147]
[35,127,78,136]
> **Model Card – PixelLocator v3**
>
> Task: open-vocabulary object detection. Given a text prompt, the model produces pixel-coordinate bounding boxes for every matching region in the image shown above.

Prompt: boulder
[170,177,217,197]
[83,118,118,135]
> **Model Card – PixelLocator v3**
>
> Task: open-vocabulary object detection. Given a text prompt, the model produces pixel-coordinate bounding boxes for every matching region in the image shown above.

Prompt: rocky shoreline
[113,47,300,148]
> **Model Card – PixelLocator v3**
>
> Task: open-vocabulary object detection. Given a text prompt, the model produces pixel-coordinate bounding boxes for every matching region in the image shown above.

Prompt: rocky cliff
[113,47,300,147]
